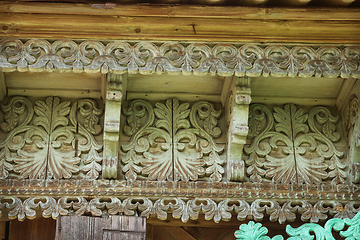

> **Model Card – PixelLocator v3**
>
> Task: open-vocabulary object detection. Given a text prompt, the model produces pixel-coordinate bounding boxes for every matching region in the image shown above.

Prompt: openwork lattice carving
[0,96,103,179]
[244,104,346,185]
[235,210,360,240]
[0,39,359,78]
[121,98,224,182]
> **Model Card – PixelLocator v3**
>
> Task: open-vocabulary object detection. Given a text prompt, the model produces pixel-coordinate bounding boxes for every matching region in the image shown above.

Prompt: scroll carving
[0,96,103,179]
[244,104,346,184]
[0,196,359,224]
[226,77,251,181]
[121,98,225,182]
[0,39,359,78]
[343,96,360,183]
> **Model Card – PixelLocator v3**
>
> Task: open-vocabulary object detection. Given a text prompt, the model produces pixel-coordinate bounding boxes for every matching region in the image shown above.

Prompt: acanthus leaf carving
[245,104,345,185]
[121,98,224,182]
[0,96,103,180]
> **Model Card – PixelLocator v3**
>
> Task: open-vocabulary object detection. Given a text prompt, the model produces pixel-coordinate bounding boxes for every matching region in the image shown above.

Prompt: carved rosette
[120,98,225,182]
[0,39,359,78]
[244,104,346,185]
[0,96,103,179]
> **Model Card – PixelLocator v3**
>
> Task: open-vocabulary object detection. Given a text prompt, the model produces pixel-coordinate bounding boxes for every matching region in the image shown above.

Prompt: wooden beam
[1,3,359,20]
[0,3,359,43]
[7,88,101,99]
[252,96,336,106]
[127,92,221,102]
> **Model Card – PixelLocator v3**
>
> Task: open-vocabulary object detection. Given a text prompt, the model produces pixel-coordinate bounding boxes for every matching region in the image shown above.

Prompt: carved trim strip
[0,39,359,78]
[0,196,359,223]
[1,180,359,201]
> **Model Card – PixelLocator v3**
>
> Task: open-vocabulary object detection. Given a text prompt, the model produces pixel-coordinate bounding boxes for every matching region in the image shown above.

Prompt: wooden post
[102,73,127,179]
[56,215,146,240]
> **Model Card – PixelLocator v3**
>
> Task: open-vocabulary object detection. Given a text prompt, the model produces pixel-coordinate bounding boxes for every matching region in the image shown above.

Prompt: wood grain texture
[56,215,146,240]
[9,218,56,240]
[0,3,359,43]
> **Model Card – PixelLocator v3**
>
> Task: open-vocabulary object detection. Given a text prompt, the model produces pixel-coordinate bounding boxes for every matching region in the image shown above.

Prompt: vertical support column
[226,76,251,182]
[102,73,127,179]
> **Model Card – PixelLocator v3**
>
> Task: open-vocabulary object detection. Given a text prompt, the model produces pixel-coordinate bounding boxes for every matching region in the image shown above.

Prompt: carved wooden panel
[0,96,103,179]
[119,98,225,182]
[244,104,347,185]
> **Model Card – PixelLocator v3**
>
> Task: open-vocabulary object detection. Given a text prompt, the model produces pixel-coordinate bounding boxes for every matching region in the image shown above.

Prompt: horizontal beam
[0,39,359,78]
[0,3,359,43]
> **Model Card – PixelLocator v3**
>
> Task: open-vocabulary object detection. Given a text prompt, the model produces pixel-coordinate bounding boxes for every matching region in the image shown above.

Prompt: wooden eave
[0,2,360,44]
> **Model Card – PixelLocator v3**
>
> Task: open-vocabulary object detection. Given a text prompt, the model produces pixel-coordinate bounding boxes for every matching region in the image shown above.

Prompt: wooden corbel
[102,73,127,179]
[347,97,360,184]
[225,76,251,181]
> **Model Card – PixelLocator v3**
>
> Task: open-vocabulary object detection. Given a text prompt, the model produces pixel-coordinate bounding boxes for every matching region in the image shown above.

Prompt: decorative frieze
[0,96,103,179]
[244,104,346,185]
[120,98,225,182]
[0,39,359,78]
[0,195,359,224]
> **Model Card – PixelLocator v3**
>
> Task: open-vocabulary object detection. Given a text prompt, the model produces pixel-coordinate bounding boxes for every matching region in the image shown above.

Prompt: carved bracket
[226,77,251,181]
[102,73,127,179]
[343,96,360,183]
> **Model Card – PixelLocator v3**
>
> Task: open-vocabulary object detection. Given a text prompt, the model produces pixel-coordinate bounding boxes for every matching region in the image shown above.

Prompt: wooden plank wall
[56,215,146,240]
[9,218,56,240]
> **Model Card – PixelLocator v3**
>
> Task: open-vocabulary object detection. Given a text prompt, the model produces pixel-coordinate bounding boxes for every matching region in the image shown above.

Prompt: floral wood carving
[235,210,360,240]
[0,39,359,78]
[0,196,359,224]
[0,96,103,179]
[121,98,224,182]
[244,104,346,185]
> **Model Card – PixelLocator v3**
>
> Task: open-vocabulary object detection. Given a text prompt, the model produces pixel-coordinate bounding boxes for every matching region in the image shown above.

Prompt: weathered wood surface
[56,215,146,240]
[0,3,359,43]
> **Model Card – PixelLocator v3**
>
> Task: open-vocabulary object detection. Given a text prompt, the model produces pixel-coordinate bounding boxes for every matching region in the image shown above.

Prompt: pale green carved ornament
[235,210,360,240]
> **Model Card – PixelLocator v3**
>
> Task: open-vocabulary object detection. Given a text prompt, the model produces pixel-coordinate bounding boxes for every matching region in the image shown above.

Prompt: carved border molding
[0,39,359,78]
[0,196,359,224]
[1,180,359,201]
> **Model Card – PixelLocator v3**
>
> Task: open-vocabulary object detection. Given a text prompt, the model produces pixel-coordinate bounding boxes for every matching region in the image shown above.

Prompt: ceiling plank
[0,3,359,43]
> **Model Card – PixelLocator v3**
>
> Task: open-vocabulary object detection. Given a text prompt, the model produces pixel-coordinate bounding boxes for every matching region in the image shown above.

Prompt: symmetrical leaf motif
[1,39,359,79]
[0,96,103,179]
[245,104,345,184]
[121,98,224,182]
[0,197,359,225]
